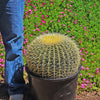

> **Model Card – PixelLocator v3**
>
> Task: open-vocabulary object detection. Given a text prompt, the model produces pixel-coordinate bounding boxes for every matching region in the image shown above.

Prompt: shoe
[9,94,24,100]
[0,83,9,99]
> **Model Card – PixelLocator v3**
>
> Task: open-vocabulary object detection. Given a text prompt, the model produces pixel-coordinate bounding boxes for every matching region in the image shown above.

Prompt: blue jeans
[0,0,25,95]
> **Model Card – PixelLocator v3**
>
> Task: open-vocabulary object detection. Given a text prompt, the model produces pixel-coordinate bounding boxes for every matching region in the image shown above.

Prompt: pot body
[30,75,78,100]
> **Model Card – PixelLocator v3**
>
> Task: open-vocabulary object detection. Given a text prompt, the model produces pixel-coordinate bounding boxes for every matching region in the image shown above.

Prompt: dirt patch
[76,91,100,100]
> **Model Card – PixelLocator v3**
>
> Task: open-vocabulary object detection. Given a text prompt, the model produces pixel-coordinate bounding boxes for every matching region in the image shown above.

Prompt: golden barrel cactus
[26,33,80,79]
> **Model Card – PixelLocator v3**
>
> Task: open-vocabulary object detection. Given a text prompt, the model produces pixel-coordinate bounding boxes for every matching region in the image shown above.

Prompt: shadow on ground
[0,83,37,100]
[0,82,100,100]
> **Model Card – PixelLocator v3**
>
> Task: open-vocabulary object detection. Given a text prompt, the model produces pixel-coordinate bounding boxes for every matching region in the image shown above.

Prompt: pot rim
[25,63,81,81]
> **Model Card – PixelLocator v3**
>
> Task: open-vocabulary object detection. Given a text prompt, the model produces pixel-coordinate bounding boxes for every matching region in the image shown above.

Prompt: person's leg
[0,0,25,95]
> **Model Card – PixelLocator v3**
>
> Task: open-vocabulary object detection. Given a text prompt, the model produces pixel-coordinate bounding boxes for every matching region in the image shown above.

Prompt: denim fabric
[0,0,25,95]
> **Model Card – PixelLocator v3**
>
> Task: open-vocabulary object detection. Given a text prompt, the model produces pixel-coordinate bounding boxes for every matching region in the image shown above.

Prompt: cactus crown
[26,33,80,79]
[40,33,63,45]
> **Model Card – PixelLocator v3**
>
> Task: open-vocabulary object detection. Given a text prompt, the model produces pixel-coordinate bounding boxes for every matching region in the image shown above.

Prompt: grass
[0,0,100,94]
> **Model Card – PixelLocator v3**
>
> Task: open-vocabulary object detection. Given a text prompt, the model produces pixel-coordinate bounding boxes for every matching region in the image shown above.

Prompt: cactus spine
[26,33,80,79]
